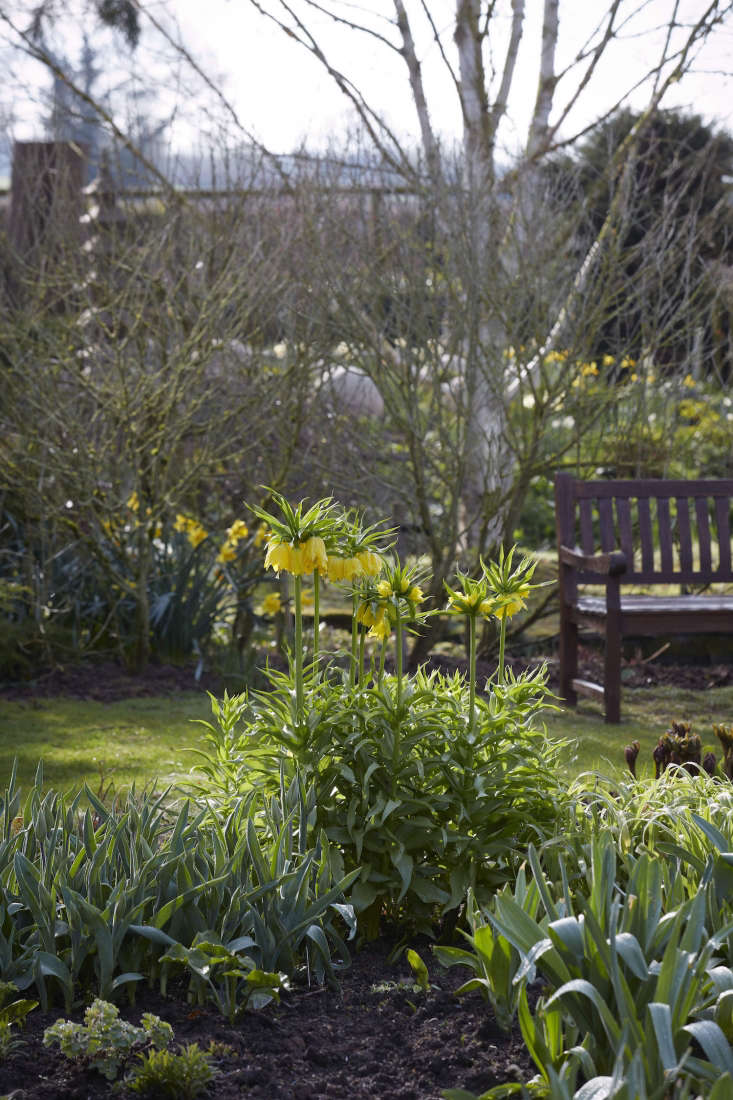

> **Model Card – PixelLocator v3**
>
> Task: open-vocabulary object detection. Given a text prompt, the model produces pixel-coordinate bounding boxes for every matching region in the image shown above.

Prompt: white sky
[3,0,733,159]
[166,0,733,154]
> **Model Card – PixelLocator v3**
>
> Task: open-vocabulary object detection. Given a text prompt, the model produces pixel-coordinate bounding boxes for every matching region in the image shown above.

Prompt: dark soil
[3,643,730,705]
[0,940,534,1099]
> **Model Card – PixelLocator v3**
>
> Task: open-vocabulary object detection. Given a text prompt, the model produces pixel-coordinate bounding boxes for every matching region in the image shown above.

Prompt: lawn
[0,692,213,794]
[3,680,733,794]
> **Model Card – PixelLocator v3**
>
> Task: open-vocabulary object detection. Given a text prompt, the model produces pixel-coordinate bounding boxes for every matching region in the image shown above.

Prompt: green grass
[545,683,733,780]
[2,681,733,796]
[0,692,213,795]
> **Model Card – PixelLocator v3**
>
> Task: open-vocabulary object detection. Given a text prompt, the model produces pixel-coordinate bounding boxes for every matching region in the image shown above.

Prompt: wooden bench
[554,473,733,722]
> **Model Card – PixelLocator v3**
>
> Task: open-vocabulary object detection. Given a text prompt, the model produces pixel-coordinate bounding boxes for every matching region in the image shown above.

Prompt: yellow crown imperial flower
[377,580,392,598]
[356,601,382,627]
[328,556,364,582]
[301,536,328,576]
[493,593,527,620]
[368,613,391,641]
[357,550,382,577]
[407,585,424,604]
[265,540,293,573]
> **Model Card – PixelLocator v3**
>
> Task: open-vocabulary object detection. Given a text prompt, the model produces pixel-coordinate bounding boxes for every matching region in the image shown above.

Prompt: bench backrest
[555,473,733,585]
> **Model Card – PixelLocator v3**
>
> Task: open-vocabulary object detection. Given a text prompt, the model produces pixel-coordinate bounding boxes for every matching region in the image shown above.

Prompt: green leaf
[683,1020,733,1075]
[406,948,430,992]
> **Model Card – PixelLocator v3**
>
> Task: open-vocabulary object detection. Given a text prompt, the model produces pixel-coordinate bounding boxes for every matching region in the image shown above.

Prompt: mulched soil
[0,939,535,1099]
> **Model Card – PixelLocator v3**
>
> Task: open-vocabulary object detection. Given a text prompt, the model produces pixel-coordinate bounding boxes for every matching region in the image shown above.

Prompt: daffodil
[261,592,282,616]
[173,514,189,533]
[226,519,249,542]
[253,525,269,548]
[187,523,207,549]
[217,541,238,564]
[127,491,139,512]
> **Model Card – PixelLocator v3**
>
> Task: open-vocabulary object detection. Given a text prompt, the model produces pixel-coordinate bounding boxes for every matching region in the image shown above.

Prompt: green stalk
[313,570,320,673]
[392,606,404,796]
[497,614,507,685]
[395,605,403,712]
[359,629,366,687]
[468,613,477,735]
[350,592,358,688]
[294,573,304,723]
[378,637,386,689]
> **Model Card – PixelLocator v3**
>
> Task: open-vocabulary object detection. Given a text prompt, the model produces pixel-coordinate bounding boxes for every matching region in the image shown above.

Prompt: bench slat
[599,498,615,552]
[579,498,594,553]
[617,497,633,566]
[657,497,673,573]
[716,496,732,576]
[696,497,712,573]
[638,497,654,573]
[676,497,693,573]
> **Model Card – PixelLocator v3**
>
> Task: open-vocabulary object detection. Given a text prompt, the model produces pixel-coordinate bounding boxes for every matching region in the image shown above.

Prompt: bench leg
[604,616,621,723]
[559,612,578,707]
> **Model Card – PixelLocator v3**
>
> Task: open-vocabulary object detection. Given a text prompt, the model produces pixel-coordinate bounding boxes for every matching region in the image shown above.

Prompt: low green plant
[43,998,172,1080]
[446,835,733,1098]
[0,764,355,1014]
[0,980,38,1060]
[158,935,287,1020]
[127,1042,218,1098]
[434,868,539,1032]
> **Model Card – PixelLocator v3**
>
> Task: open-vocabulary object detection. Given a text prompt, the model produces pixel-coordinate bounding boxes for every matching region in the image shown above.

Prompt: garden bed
[0,939,533,1099]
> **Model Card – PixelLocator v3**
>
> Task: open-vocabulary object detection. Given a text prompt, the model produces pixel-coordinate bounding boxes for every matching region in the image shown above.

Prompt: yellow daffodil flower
[261,592,282,616]
[127,491,139,512]
[187,524,207,549]
[254,525,269,548]
[174,514,189,533]
[217,541,237,564]
[226,519,249,542]
[683,374,696,388]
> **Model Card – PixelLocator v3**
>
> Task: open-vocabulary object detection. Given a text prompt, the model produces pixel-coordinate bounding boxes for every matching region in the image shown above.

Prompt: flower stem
[359,629,366,687]
[468,613,477,735]
[378,638,386,689]
[497,615,506,685]
[350,592,358,688]
[294,573,304,723]
[395,606,403,712]
[313,571,320,674]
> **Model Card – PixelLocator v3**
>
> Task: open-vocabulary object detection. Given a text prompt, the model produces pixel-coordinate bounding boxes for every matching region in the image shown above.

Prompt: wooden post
[8,140,87,256]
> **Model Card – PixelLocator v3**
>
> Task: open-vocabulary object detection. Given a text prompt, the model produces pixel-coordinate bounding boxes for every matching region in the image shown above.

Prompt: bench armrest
[559,545,627,576]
